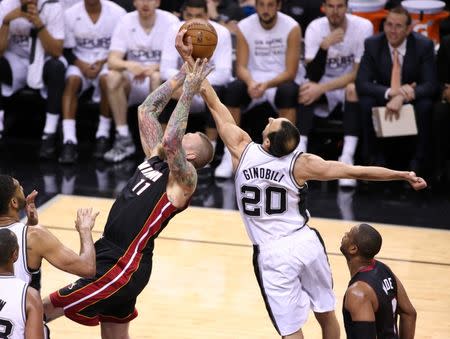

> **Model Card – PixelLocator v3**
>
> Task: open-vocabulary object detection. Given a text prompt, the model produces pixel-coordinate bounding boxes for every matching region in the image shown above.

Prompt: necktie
[390,49,401,91]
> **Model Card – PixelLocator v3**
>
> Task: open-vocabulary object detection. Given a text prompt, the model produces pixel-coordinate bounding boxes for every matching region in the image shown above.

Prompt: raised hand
[183,58,214,96]
[25,190,39,226]
[175,29,195,67]
[321,28,345,50]
[75,208,100,233]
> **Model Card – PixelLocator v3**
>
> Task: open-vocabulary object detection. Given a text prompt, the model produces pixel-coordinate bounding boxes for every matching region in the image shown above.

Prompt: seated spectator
[298,0,373,187]
[0,0,65,158]
[432,35,450,185]
[356,6,438,175]
[281,0,323,33]
[59,0,126,164]
[216,0,301,178]
[161,0,233,155]
[0,228,44,339]
[104,0,179,163]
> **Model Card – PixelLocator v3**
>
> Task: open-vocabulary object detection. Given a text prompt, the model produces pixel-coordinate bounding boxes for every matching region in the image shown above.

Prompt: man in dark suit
[356,6,438,174]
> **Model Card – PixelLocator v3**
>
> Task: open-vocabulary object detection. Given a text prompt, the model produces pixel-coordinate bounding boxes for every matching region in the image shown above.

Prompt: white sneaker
[214,147,233,179]
[338,154,357,187]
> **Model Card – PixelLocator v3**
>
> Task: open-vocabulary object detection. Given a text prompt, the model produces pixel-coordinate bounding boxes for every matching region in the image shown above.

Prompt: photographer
[0,0,65,158]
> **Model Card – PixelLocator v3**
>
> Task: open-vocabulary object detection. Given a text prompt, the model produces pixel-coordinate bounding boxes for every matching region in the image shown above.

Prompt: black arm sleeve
[349,321,377,339]
[305,47,328,83]
[63,48,76,65]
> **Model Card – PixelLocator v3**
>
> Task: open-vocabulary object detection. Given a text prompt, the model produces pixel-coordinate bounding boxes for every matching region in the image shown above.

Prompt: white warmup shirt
[238,12,298,83]
[109,9,179,66]
[64,0,126,63]
[304,14,373,79]
[0,0,64,59]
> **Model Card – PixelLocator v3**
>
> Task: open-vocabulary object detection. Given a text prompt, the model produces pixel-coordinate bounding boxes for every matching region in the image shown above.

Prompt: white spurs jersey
[64,0,126,64]
[235,143,310,245]
[238,12,298,83]
[4,223,34,284]
[305,14,373,79]
[0,276,27,339]
[110,9,179,65]
[160,19,232,85]
[0,0,64,59]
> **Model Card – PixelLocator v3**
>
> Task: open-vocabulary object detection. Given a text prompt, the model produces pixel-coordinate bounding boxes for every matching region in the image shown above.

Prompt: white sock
[116,125,130,137]
[62,119,77,144]
[61,176,75,195]
[43,113,59,135]
[0,110,4,131]
[96,116,112,138]
[341,135,358,158]
[298,135,308,153]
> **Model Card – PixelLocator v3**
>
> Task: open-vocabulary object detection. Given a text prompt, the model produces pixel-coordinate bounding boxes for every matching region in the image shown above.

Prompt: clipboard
[371,104,418,137]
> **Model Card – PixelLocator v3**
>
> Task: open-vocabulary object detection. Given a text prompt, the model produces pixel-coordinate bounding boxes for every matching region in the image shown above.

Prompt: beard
[340,244,351,261]
[259,14,276,26]
[17,196,26,210]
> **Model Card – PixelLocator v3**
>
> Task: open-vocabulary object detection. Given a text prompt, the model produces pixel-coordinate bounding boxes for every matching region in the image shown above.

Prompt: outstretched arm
[163,59,212,189]
[295,153,427,190]
[137,67,187,157]
[200,81,251,158]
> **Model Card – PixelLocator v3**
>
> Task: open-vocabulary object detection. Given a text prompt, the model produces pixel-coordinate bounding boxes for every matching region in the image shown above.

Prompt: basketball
[180,19,218,60]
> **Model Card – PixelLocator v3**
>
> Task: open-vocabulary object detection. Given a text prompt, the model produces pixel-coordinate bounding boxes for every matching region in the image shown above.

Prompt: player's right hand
[321,28,344,49]
[175,29,195,67]
[75,208,100,232]
[406,172,427,191]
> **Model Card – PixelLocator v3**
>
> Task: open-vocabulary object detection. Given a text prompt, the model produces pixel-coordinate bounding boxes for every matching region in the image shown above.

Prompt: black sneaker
[58,141,78,164]
[93,136,110,159]
[39,133,57,160]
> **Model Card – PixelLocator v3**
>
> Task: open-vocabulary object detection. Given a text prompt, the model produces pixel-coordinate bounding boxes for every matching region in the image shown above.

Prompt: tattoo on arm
[138,70,186,119]
[138,70,186,152]
[163,90,196,188]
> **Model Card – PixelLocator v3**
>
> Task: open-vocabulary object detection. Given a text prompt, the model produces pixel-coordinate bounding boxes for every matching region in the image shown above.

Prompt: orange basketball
[180,19,218,60]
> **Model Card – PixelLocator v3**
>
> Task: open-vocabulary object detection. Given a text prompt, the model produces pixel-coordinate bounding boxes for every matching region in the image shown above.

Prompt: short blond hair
[194,132,214,169]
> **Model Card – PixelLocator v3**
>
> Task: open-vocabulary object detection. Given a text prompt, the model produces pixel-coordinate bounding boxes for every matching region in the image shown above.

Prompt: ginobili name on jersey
[242,167,285,183]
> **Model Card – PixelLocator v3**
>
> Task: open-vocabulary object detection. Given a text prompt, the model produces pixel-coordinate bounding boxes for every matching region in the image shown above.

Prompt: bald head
[0,228,18,266]
[354,223,382,259]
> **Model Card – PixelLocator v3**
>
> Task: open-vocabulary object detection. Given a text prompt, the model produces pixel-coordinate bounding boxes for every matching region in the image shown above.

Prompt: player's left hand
[183,58,214,95]
[25,190,39,226]
[406,171,427,191]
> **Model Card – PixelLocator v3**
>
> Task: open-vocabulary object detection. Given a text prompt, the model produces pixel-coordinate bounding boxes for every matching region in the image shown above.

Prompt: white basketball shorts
[253,225,336,336]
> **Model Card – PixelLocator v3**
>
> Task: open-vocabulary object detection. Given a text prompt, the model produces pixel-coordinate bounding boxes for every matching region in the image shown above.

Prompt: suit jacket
[356,32,438,103]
